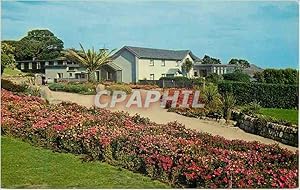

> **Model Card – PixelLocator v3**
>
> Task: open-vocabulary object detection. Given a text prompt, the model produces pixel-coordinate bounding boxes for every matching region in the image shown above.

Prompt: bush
[222,71,250,82]
[1,79,27,92]
[254,68,298,85]
[48,82,96,95]
[218,81,298,109]
[158,77,203,88]
[106,84,132,94]
[206,73,223,84]
[1,89,298,188]
[240,102,262,116]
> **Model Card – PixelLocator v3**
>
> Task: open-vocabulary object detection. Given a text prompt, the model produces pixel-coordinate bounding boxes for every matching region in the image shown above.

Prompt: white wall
[137,58,181,80]
[137,53,196,80]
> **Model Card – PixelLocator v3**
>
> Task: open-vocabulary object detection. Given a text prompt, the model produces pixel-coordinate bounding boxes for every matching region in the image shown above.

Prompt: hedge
[48,82,96,95]
[218,81,298,109]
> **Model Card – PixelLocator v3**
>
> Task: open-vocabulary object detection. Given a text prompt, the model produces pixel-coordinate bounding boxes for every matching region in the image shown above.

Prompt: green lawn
[260,108,298,125]
[1,136,169,188]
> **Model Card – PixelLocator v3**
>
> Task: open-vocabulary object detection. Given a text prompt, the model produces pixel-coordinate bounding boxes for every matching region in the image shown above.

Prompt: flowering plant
[1,89,298,188]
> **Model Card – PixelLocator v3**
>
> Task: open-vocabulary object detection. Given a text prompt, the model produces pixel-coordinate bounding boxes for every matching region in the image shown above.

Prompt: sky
[1,0,299,69]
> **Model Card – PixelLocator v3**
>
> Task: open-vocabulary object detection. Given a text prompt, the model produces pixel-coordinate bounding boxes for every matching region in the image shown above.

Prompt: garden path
[44,87,298,151]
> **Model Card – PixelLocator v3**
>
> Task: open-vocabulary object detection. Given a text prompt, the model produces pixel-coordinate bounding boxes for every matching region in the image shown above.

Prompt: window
[37,62,41,69]
[161,74,166,77]
[45,61,49,66]
[176,61,180,67]
[161,60,165,66]
[57,73,63,78]
[54,61,58,66]
[194,71,198,77]
[20,63,24,70]
[63,61,67,65]
[69,73,73,77]
[29,62,32,69]
[150,74,154,80]
[150,59,154,66]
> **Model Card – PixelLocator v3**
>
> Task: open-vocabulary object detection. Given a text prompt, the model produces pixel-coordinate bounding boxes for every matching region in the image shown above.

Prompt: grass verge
[260,108,298,125]
[1,136,169,188]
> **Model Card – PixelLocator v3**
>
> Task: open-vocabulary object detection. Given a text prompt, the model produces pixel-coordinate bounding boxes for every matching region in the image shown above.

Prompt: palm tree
[222,93,236,122]
[63,43,115,82]
[202,83,222,114]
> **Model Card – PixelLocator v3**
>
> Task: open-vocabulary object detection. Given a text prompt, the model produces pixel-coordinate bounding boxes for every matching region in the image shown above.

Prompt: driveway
[44,87,297,151]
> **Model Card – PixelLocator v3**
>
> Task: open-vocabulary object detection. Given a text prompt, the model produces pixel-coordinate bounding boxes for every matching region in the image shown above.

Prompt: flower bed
[1,89,298,188]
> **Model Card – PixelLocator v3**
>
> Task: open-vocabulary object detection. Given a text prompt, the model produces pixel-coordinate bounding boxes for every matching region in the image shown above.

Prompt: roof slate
[122,46,201,61]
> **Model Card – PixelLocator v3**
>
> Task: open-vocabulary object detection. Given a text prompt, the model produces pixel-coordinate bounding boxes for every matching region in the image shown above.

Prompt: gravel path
[44,87,298,151]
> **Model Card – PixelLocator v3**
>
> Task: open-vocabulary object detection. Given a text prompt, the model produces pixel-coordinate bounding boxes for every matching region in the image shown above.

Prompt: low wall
[237,114,298,147]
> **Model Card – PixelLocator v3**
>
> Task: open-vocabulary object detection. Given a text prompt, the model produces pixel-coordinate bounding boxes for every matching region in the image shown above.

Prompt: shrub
[206,73,223,84]
[222,71,250,82]
[218,81,298,109]
[222,93,236,121]
[202,83,222,114]
[48,82,96,95]
[254,68,298,85]
[240,102,262,116]
[1,79,27,92]
[1,89,298,188]
[106,84,132,94]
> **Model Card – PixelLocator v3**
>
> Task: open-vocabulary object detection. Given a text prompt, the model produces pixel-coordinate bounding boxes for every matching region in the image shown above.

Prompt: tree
[1,43,16,74]
[14,29,64,60]
[223,70,250,82]
[201,55,221,64]
[228,58,250,69]
[181,58,193,77]
[63,44,115,82]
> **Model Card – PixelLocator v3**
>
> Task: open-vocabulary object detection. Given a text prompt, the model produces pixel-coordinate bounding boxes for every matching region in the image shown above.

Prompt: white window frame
[150,59,154,66]
[20,63,24,70]
[29,62,32,69]
[161,60,165,66]
[150,74,154,80]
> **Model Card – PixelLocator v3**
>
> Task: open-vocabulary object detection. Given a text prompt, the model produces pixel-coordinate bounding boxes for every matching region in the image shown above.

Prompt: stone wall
[237,114,298,147]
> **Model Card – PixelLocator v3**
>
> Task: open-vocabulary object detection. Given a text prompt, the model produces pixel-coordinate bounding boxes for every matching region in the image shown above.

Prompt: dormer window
[150,59,154,66]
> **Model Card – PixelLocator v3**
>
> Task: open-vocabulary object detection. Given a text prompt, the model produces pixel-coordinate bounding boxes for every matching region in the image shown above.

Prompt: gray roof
[115,46,201,61]
[101,62,122,71]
